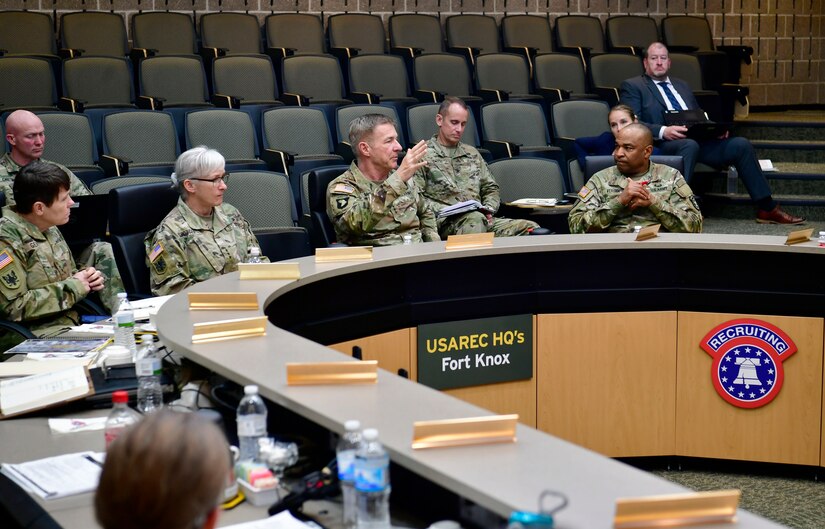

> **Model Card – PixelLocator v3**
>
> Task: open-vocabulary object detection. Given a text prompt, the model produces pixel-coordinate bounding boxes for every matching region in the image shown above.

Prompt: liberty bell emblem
[732,357,762,389]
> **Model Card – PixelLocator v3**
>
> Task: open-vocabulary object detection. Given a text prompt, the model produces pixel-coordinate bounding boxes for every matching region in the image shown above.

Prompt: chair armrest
[266,47,295,60]
[98,155,130,177]
[390,46,422,58]
[414,90,442,103]
[556,46,590,69]
[482,140,520,159]
[719,83,750,106]
[535,87,569,103]
[57,97,85,113]
[261,148,295,174]
[211,93,241,108]
[478,88,508,103]
[199,46,227,60]
[349,91,380,104]
[59,47,83,59]
[130,48,157,62]
[329,46,360,60]
[279,92,310,106]
[136,95,164,110]
[447,46,481,65]
[717,45,754,65]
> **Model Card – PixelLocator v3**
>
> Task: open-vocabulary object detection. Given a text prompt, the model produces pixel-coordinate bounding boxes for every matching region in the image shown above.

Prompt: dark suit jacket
[620,75,700,139]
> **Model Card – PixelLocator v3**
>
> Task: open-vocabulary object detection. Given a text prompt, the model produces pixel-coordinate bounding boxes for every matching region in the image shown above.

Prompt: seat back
[213,55,279,104]
[389,14,444,54]
[668,53,705,92]
[185,109,259,160]
[131,12,197,55]
[261,106,335,156]
[102,110,179,165]
[223,170,296,230]
[446,14,500,55]
[554,15,606,54]
[501,15,554,54]
[0,11,57,57]
[550,99,610,139]
[534,54,588,94]
[328,13,386,55]
[413,53,474,98]
[481,101,551,148]
[589,53,643,90]
[335,105,404,146]
[489,157,565,201]
[282,54,347,102]
[60,12,129,57]
[200,12,263,55]
[585,155,685,180]
[92,175,173,194]
[605,16,659,53]
[309,166,347,247]
[37,112,98,169]
[108,182,179,296]
[63,56,133,107]
[0,57,57,111]
[265,13,325,54]
[140,55,209,106]
[406,103,481,147]
[662,16,715,52]
[475,53,532,95]
[349,54,411,100]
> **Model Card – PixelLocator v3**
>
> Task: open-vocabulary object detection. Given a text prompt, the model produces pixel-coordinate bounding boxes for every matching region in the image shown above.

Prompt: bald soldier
[568,123,703,233]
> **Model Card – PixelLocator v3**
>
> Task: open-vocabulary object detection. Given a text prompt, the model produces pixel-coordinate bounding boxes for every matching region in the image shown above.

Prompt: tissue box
[237,478,280,507]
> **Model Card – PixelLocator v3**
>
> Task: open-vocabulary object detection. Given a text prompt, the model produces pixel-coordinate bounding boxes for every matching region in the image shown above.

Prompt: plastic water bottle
[354,428,391,529]
[247,246,262,263]
[337,420,363,529]
[818,231,825,247]
[237,385,268,461]
[113,292,136,357]
[136,335,163,414]
[104,390,141,448]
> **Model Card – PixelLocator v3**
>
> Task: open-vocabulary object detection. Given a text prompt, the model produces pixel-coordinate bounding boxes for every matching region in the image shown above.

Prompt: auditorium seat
[265,13,325,57]
[550,99,610,191]
[211,54,284,139]
[60,12,129,58]
[131,12,198,58]
[605,16,659,55]
[388,14,445,56]
[221,170,301,231]
[199,12,264,58]
[280,54,353,126]
[554,15,607,71]
[445,14,500,66]
[0,11,59,62]
[588,53,644,106]
[533,53,598,102]
[327,13,387,55]
[348,54,419,131]
[91,175,172,194]
[412,53,483,113]
[308,166,348,247]
[37,111,105,186]
[479,101,564,169]
[185,109,266,172]
[101,110,179,177]
[501,15,556,55]
[474,53,545,105]
[488,157,566,202]
[0,56,59,113]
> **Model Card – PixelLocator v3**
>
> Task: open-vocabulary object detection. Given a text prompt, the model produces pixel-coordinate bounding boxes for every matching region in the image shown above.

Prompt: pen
[640,181,650,185]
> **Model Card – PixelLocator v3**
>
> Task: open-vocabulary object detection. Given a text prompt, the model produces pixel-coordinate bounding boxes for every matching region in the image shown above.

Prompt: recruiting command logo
[700,319,797,409]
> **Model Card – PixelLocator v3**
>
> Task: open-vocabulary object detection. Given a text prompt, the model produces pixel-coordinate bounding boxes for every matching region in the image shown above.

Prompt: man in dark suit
[620,42,803,224]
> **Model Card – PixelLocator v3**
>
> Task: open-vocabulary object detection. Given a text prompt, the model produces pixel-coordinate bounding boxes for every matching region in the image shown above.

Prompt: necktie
[658,81,684,111]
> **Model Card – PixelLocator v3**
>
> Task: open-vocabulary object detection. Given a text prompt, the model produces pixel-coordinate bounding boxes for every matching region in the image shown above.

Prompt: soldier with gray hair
[327,114,439,246]
[144,146,266,296]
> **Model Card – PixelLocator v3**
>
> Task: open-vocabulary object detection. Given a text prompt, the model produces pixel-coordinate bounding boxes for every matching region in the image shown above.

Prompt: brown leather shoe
[756,206,805,225]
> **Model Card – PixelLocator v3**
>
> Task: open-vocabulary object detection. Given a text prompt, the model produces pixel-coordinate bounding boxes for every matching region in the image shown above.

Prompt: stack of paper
[437,200,485,218]
[2,451,104,499]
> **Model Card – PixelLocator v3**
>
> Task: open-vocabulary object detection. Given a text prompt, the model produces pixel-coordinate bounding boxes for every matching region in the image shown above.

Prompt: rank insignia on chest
[1,269,19,289]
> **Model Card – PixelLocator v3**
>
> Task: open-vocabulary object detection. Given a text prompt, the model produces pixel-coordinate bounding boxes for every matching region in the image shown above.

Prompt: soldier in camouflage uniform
[0,162,115,338]
[569,124,703,234]
[327,114,439,246]
[145,146,266,296]
[414,97,539,238]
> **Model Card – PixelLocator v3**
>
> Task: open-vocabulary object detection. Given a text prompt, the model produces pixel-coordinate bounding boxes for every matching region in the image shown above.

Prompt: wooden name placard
[286,360,378,385]
[315,246,374,263]
[445,232,494,251]
[188,292,259,310]
[238,262,301,280]
[614,489,740,528]
[784,227,813,246]
[411,414,518,449]
[191,316,267,344]
[635,224,660,241]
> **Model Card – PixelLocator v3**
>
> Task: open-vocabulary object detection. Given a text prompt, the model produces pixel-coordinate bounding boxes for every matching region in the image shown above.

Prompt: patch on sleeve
[0,250,13,271]
[578,185,593,200]
[676,183,692,198]
[1,268,21,290]
[335,196,351,210]
[148,241,164,262]
[333,183,355,194]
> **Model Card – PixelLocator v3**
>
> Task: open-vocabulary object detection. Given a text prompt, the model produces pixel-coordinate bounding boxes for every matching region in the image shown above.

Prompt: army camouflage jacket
[414,136,500,227]
[326,162,439,246]
[0,153,91,206]
[0,209,85,337]
[145,198,265,296]
[568,161,703,234]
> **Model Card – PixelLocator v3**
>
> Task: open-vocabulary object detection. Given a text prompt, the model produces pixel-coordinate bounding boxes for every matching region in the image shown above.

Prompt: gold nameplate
[286,360,378,385]
[445,232,494,251]
[411,414,518,449]
[315,246,374,263]
[238,262,301,280]
[784,227,813,246]
[635,224,660,241]
[614,489,740,528]
[188,292,259,310]
[191,316,267,344]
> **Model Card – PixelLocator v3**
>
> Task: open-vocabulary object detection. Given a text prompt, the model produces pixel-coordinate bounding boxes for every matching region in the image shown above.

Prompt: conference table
[153,232,825,528]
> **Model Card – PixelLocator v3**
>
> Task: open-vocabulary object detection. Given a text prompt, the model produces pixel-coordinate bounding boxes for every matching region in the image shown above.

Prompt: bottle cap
[140,334,153,343]
[344,419,360,431]
[250,247,260,255]
[362,428,378,441]
[244,385,259,395]
[112,390,129,404]
[117,292,127,299]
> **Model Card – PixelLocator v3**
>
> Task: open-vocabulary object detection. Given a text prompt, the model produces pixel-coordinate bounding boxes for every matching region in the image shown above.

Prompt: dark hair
[13,160,70,214]
[609,104,637,122]
[642,42,668,59]
[438,96,468,116]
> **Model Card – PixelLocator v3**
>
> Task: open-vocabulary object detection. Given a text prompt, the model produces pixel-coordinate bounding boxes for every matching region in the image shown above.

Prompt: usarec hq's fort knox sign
[700,319,798,409]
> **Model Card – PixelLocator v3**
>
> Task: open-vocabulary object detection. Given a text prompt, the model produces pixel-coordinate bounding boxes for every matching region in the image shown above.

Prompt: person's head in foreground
[613,123,654,177]
[95,410,229,529]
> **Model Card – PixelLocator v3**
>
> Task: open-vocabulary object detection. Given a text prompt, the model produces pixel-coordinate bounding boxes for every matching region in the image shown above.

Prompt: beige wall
[6,1,820,106]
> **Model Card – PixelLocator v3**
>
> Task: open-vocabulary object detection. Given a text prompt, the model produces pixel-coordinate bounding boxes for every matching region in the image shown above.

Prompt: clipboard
[0,365,94,419]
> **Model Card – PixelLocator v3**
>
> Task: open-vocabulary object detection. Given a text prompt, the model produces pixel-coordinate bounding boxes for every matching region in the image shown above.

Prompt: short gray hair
[348,114,397,159]
[171,146,225,197]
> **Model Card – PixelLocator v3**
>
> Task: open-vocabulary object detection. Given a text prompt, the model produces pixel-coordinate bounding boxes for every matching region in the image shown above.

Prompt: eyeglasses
[189,173,230,186]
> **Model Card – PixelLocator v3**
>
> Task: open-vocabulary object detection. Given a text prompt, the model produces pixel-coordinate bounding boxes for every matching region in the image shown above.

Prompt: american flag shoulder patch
[333,183,355,194]
[149,242,164,262]
[0,249,13,271]
[578,186,593,200]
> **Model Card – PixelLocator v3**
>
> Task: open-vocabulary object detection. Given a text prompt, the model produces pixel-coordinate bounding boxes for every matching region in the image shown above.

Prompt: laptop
[664,110,731,141]
[57,194,109,249]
